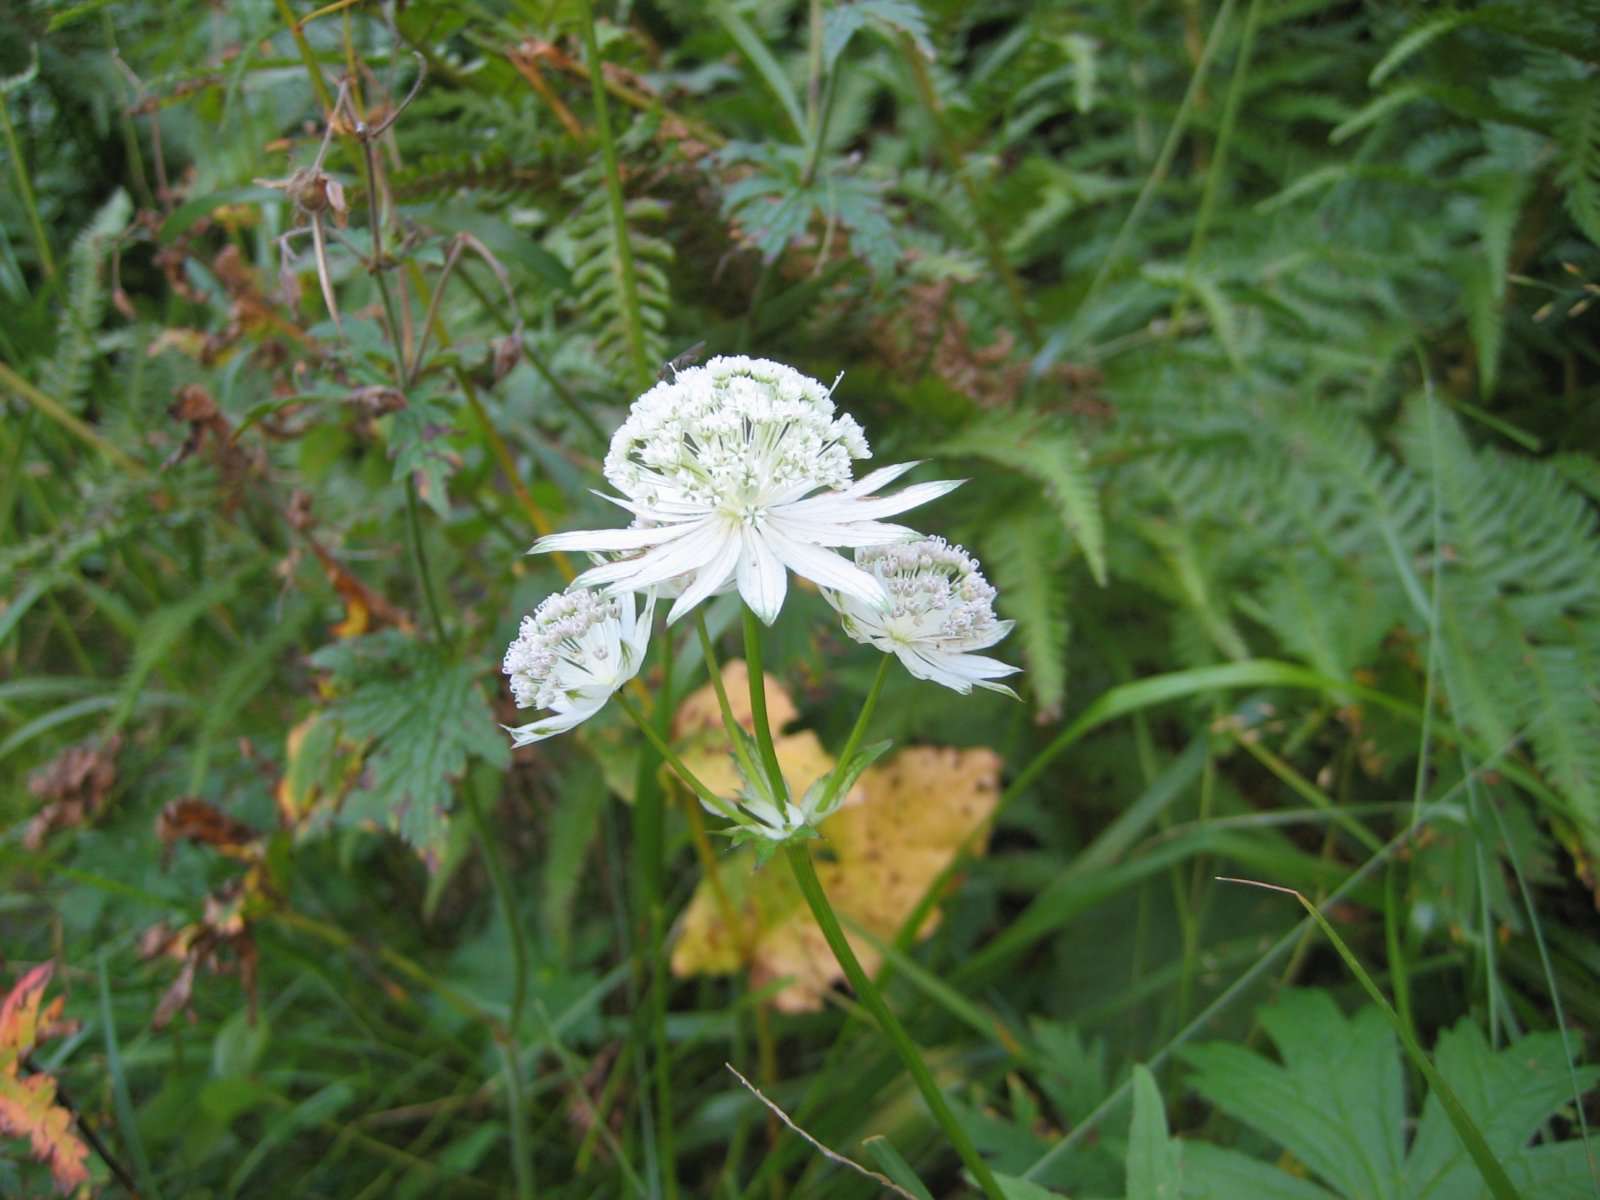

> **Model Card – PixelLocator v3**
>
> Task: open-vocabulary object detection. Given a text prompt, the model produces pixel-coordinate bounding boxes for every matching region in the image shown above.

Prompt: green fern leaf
[941,415,1107,585]
[983,510,1069,718]
[1555,74,1600,246]
[41,189,130,407]
[569,183,673,374]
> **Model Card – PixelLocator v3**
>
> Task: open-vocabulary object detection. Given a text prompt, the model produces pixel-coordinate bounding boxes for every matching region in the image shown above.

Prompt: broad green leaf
[1182,990,1405,1200]
[1127,1064,1181,1200]
[311,633,509,863]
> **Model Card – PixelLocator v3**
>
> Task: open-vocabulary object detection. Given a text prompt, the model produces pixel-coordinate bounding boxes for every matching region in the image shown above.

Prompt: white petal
[665,532,743,624]
[772,516,921,548]
[782,478,963,524]
[737,527,788,624]
[532,523,686,554]
[764,523,887,607]
[838,460,922,497]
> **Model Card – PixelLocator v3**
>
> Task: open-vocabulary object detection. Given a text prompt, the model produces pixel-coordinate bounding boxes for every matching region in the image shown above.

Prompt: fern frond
[567,181,672,377]
[941,414,1107,585]
[41,189,131,408]
[1555,74,1600,246]
[983,509,1070,719]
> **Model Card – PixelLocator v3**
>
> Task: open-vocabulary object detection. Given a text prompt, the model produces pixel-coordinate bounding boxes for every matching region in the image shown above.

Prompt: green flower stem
[638,632,678,1200]
[815,654,891,813]
[740,608,791,811]
[463,787,536,1200]
[782,844,1006,1200]
[617,692,744,828]
[695,611,762,783]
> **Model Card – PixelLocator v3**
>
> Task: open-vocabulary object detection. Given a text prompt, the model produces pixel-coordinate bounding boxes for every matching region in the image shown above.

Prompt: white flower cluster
[502,357,1021,827]
[532,356,959,625]
[826,537,1020,697]
[603,356,868,509]
[501,585,655,746]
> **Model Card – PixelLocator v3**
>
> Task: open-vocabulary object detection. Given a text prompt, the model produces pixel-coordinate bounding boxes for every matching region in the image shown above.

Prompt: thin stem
[640,631,679,1200]
[0,93,56,280]
[815,655,891,813]
[695,611,762,782]
[782,845,1006,1200]
[616,692,744,828]
[404,477,448,642]
[465,786,537,1200]
[0,360,147,476]
[741,608,790,810]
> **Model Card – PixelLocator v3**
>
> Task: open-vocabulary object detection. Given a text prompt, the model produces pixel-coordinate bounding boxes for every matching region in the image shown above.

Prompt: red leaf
[0,964,91,1195]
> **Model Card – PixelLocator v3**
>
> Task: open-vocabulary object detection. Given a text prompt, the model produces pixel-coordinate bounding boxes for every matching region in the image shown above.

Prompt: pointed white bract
[824,537,1021,697]
[530,356,961,625]
[501,585,656,745]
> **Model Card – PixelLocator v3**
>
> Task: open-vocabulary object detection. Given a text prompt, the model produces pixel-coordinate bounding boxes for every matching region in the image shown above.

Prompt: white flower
[824,537,1021,697]
[530,356,961,625]
[501,584,656,746]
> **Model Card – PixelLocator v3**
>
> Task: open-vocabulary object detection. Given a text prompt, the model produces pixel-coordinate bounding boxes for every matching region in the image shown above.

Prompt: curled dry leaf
[23,734,122,852]
[0,964,91,1196]
[145,798,268,1029]
[670,668,1001,1012]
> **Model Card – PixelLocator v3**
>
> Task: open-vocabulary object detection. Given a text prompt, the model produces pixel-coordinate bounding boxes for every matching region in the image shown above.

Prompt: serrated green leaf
[823,0,935,71]
[312,633,509,862]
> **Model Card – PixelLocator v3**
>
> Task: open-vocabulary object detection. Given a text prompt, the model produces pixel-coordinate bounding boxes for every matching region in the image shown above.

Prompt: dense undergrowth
[3,0,1600,1196]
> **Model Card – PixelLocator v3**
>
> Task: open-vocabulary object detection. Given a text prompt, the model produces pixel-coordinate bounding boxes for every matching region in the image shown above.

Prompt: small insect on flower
[824,537,1021,697]
[530,356,961,625]
[501,585,656,745]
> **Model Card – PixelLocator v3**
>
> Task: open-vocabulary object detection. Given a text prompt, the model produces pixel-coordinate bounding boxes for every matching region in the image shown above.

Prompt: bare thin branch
[724,1063,921,1199]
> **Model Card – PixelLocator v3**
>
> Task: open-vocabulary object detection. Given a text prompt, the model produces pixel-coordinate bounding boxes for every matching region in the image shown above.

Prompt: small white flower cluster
[501,585,655,746]
[502,356,1020,836]
[827,538,1020,697]
[604,356,868,510]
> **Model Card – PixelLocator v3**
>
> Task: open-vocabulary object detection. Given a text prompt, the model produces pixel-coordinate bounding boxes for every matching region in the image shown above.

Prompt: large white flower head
[501,584,656,746]
[825,537,1021,697]
[532,356,961,625]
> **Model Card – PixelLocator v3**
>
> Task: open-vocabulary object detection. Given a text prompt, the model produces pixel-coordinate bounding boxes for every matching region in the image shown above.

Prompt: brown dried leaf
[156,797,262,864]
[23,735,122,851]
[0,964,91,1195]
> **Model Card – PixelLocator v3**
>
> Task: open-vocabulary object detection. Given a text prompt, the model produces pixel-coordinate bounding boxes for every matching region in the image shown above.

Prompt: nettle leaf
[719,142,902,278]
[310,632,508,864]
[822,0,935,71]
[0,964,90,1196]
[389,392,457,519]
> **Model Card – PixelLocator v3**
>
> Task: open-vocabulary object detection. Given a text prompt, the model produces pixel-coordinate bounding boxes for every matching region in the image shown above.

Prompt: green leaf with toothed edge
[310,632,508,863]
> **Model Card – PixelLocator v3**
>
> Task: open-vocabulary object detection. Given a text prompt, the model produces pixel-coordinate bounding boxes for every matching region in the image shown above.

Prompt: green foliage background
[2,0,1599,1195]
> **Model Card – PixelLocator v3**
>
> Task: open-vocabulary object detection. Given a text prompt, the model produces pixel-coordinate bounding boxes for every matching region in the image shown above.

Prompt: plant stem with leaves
[740,611,1006,1200]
